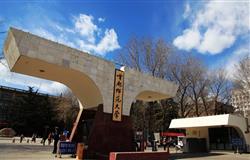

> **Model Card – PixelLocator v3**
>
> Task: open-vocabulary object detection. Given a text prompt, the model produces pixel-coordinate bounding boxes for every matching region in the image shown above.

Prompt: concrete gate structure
[3,28,178,158]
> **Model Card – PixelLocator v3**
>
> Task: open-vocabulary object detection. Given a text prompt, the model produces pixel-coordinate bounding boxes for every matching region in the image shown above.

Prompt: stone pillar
[87,105,135,159]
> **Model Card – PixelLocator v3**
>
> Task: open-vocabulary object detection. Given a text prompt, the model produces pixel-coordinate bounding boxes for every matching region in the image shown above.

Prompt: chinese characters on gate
[112,69,124,122]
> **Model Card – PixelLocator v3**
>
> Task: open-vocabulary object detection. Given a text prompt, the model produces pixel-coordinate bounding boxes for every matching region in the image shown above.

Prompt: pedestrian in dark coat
[52,128,60,154]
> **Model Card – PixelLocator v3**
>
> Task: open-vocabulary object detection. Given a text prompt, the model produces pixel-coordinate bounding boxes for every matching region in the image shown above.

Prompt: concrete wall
[3,27,178,116]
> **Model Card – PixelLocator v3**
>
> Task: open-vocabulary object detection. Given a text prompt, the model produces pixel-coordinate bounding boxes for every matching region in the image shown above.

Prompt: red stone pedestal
[87,106,135,159]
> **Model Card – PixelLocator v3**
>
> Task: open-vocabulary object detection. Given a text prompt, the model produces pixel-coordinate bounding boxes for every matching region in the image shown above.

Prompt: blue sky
[0,0,249,94]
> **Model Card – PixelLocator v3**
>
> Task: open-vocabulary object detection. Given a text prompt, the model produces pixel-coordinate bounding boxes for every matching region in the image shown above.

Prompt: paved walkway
[0,137,70,160]
[0,137,249,160]
[169,151,250,160]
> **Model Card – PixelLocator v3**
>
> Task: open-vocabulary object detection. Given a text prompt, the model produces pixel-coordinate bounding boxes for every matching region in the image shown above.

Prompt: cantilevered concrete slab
[169,114,247,129]
[3,27,178,116]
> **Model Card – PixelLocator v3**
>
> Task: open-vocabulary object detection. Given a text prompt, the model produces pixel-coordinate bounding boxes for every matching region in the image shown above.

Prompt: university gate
[3,27,178,158]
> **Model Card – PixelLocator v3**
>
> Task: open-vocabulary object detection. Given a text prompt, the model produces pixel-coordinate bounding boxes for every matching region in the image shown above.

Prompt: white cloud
[32,28,57,41]
[78,28,120,55]
[73,14,120,55]
[225,44,250,79]
[183,3,191,19]
[39,81,68,94]
[173,1,250,54]
[0,59,10,76]
[29,14,120,56]
[98,17,105,22]
[96,29,120,54]
[65,28,75,33]
[53,23,64,32]
[173,28,201,51]
[74,14,98,43]
[32,28,76,49]
[198,27,235,54]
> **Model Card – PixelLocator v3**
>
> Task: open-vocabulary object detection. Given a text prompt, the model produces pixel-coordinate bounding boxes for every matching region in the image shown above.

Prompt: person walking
[41,126,49,146]
[42,132,48,146]
[31,133,36,143]
[48,132,52,146]
[20,134,24,143]
[52,127,60,154]
[163,138,167,151]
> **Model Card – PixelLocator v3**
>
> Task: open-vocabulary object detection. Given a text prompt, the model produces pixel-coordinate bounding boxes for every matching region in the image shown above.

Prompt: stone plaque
[112,69,124,121]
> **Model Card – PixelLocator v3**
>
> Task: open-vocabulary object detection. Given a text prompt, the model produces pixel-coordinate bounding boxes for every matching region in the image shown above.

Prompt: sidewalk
[0,137,249,160]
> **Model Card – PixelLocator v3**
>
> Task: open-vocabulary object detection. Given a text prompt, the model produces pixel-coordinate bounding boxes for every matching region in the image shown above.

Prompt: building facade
[0,85,51,129]
[231,89,250,116]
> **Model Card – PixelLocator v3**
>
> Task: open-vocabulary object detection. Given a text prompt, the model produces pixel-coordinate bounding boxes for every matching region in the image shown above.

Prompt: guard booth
[169,114,250,153]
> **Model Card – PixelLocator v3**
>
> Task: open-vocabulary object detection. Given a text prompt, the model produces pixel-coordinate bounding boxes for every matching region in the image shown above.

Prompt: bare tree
[142,38,170,78]
[119,36,233,119]
[234,56,250,93]
[119,37,174,133]
[118,37,171,78]
[208,68,232,114]
[193,72,209,116]
[168,55,215,117]
[119,37,142,71]
[183,57,209,117]
[167,54,192,117]
[200,84,210,116]
[55,89,79,129]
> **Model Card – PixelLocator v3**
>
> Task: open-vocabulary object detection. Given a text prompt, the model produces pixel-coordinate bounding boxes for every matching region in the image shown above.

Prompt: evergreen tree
[9,87,58,136]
